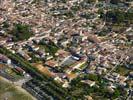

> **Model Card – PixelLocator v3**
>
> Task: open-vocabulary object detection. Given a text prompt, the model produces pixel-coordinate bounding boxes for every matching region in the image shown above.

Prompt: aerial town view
[0,0,133,100]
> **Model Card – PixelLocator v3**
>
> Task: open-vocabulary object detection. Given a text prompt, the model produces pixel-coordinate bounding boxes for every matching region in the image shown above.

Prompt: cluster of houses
[0,0,132,99]
[1,29,132,88]
[0,53,30,82]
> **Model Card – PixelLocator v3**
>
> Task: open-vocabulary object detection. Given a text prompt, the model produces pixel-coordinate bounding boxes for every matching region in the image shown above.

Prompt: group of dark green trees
[9,24,33,41]
[105,10,133,24]
[98,9,133,24]
[69,74,122,99]
[82,0,123,4]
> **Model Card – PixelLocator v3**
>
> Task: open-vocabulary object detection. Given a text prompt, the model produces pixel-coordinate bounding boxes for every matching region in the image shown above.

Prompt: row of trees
[27,79,68,100]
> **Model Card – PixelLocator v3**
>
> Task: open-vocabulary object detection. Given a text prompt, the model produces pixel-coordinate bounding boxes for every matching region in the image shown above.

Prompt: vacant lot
[0,76,35,100]
[115,66,131,76]
[32,63,54,77]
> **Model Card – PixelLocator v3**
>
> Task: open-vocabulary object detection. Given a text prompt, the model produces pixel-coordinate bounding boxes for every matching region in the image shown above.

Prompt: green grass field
[0,77,35,100]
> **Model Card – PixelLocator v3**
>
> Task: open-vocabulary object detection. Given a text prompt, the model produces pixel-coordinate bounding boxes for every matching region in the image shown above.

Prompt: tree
[84,74,98,81]
[113,89,121,99]
[110,0,121,4]
[84,0,96,3]
[10,24,33,41]
[116,11,125,23]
